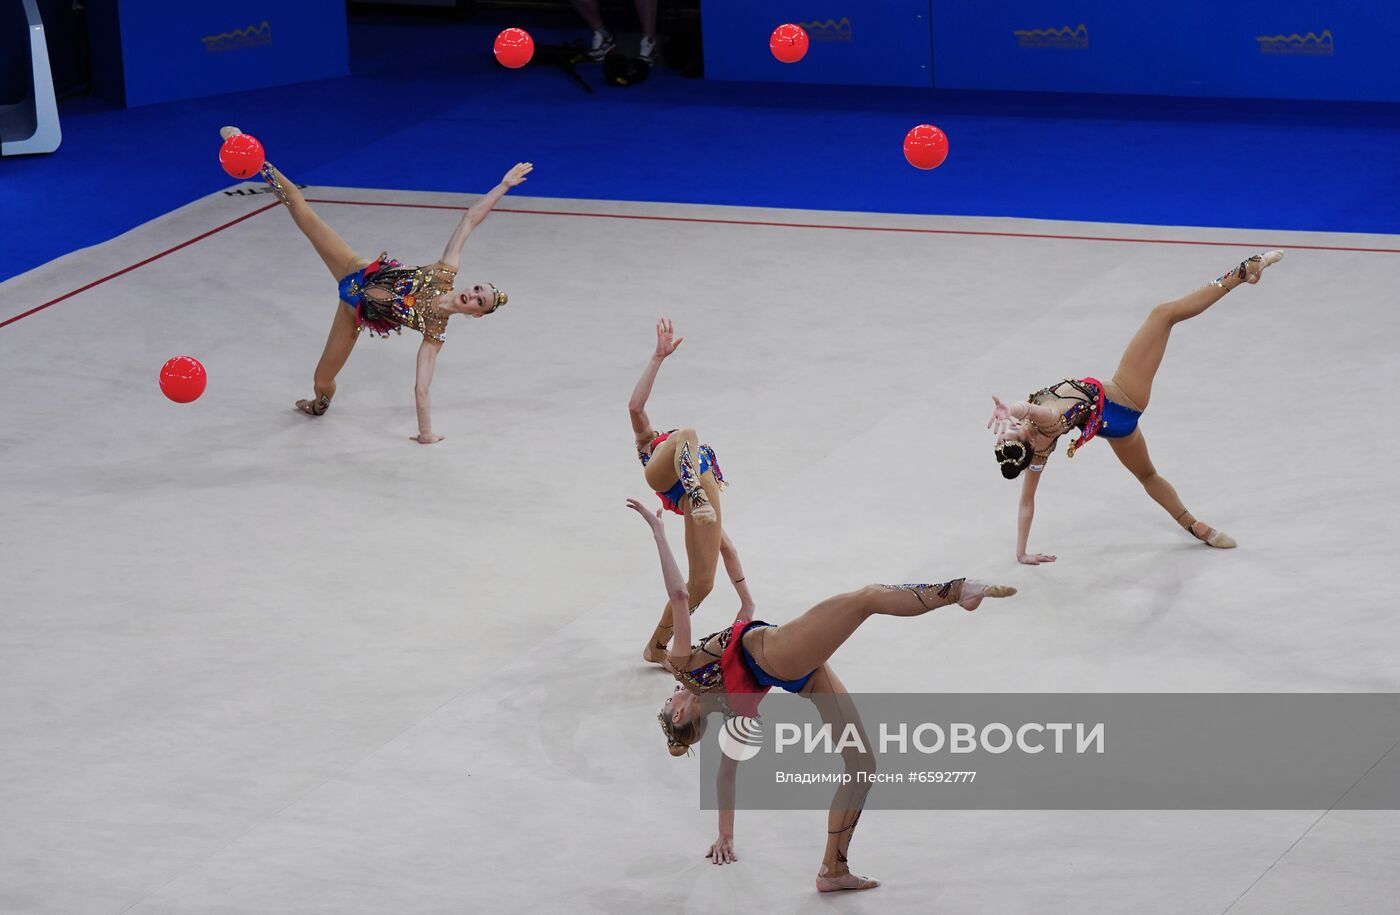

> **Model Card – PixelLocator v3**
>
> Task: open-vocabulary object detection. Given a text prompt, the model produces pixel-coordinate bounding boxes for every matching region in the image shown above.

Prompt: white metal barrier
[1,0,62,156]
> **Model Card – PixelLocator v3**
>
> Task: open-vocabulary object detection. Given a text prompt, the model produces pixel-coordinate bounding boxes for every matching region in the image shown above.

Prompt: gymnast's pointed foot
[295,394,330,416]
[642,626,672,665]
[687,487,717,525]
[1190,520,1237,549]
[1217,250,1284,288]
[1242,249,1284,284]
[957,579,1018,612]
[219,125,242,140]
[816,867,880,893]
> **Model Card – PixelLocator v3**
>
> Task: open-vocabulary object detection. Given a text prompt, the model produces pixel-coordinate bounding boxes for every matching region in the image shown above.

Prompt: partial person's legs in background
[570,0,659,62]
[569,0,615,60]
[635,0,659,63]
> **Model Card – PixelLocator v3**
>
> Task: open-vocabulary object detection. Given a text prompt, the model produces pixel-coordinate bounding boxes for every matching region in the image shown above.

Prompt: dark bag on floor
[603,52,649,87]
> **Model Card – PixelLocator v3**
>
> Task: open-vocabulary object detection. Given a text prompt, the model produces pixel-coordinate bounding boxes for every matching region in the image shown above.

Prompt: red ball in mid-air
[903,124,949,170]
[159,356,207,404]
[219,134,264,179]
[770,24,809,64]
[494,28,534,68]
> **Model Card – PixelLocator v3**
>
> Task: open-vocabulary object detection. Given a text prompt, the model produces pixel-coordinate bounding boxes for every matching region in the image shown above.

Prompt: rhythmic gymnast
[219,127,529,443]
[626,497,1015,891]
[988,250,1284,562]
[629,319,750,662]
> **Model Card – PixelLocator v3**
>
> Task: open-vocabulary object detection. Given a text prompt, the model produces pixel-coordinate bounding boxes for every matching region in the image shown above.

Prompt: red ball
[770,23,809,64]
[219,134,264,179]
[494,28,534,69]
[904,124,949,170]
[159,356,207,404]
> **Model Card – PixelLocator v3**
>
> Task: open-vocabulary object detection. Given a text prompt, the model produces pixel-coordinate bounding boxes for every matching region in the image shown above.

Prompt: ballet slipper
[957,580,1018,612]
[295,394,330,416]
[1243,249,1284,284]
[687,488,717,525]
[1217,250,1284,288]
[1190,521,1237,549]
[816,869,881,892]
[219,126,242,140]
[643,624,672,664]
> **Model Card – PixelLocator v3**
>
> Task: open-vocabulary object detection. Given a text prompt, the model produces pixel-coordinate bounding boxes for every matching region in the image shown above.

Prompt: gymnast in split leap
[219,127,529,443]
[627,497,1015,891]
[988,250,1285,562]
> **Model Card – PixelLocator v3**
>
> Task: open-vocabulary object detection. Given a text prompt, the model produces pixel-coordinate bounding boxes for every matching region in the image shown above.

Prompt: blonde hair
[658,710,708,757]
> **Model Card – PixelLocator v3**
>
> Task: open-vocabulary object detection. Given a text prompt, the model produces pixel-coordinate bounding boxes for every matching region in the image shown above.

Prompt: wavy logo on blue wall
[1256,30,1333,56]
[1014,23,1089,50]
[202,20,273,54]
[797,17,853,42]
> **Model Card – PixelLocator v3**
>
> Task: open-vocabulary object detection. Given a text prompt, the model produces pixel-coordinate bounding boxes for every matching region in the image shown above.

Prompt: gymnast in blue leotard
[220,126,529,441]
[987,251,1286,564]
[626,496,1015,892]
[629,319,747,666]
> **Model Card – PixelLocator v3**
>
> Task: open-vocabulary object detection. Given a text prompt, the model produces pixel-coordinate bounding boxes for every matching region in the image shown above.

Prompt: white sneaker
[587,29,615,61]
[639,35,658,65]
[219,126,242,140]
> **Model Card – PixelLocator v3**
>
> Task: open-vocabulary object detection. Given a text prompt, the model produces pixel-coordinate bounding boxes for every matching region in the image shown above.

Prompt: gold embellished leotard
[662,623,776,720]
[1024,377,1106,468]
[337,253,456,344]
[663,626,732,695]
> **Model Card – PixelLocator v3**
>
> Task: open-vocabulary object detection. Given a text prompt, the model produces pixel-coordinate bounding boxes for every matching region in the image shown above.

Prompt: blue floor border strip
[4,11,1398,285]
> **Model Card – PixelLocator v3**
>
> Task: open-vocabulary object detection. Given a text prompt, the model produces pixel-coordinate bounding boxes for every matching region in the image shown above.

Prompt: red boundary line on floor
[308,198,1400,254]
[6,197,1397,330]
[0,202,282,331]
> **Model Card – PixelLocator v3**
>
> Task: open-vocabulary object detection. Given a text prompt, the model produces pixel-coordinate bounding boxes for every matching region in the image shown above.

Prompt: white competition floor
[3,186,1399,914]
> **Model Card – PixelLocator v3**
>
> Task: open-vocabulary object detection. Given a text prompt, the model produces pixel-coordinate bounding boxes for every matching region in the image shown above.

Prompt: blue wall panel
[931,1,1399,101]
[102,1,349,107]
[702,1,1399,102]
[702,2,934,88]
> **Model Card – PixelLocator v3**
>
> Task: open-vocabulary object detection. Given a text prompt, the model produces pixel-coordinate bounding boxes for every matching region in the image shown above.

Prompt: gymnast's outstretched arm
[626,498,693,662]
[410,339,444,444]
[438,162,533,270]
[1016,466,1056,565]
[708,754,740,865]
[719,531,755,623]
[988,395,1058,436]
[628,318,684,442]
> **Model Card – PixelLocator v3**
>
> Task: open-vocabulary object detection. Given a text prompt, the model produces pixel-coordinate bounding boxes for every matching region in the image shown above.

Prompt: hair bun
[995,440,1031,480]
